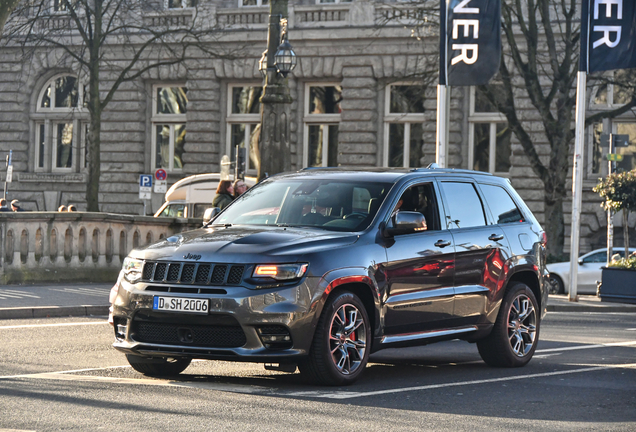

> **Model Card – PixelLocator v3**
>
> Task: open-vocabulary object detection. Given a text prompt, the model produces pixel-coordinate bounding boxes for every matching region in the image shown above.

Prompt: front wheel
[547,274,564,294]
[126,354,192,377]
[477,283,539,368]
[299,291,370,386]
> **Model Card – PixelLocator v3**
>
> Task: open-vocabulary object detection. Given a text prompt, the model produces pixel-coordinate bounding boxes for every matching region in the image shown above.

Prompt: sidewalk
[1,285,635,320]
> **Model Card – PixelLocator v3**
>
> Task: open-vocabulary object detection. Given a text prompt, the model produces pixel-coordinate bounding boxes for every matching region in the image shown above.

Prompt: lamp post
[258,0,297,181]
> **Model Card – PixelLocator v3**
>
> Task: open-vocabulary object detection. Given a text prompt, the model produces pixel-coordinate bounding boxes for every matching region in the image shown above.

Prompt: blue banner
[582,0,636,73]
[440,0,501,86]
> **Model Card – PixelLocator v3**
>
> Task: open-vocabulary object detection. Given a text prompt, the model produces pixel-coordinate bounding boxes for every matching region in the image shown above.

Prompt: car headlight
[253,263,309,281]
[122,257,144,283]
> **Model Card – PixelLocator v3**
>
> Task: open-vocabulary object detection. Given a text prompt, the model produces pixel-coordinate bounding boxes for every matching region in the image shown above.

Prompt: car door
[577,251,606,294]
[383,181,456,335]
[437,180,512,327]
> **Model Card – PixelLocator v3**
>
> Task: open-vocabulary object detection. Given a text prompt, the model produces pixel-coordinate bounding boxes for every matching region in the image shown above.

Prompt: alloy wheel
[328,303,367,375]
[507,294,537,357]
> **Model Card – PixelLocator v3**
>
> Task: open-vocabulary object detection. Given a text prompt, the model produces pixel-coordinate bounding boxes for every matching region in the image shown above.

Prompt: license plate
[153,296,209,314]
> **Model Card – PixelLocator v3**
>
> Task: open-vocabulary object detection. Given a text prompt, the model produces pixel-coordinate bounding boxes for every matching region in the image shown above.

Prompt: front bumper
[111,278,319,361]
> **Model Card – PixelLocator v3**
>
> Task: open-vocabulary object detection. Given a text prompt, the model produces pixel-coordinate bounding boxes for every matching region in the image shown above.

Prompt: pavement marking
[0,290,41,300]
[0,321,109,330]
[49,288,110,298]
[536,340,636,353]
[287,363,636,399]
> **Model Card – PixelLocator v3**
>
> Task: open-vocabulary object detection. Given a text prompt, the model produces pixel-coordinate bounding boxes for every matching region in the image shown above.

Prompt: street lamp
[257,0,296,181]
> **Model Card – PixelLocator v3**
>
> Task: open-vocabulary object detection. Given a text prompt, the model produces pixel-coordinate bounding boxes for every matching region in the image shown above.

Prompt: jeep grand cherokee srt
[109,167,548,385]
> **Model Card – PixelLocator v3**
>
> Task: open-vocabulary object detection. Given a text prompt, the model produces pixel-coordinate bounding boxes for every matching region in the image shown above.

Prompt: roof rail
[410,166,493,176]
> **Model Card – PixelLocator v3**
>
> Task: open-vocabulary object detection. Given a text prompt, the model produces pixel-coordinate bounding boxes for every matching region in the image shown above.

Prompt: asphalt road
[0,311,635,431]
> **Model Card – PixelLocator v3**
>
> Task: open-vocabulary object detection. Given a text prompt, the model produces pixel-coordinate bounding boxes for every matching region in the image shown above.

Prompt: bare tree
[3,0,235,211]
[387,0,636,257]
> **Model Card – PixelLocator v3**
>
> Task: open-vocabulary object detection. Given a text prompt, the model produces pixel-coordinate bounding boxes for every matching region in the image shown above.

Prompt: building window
[33,74,87,172]
[588,122,636,176]
[592,70,636,107]
[239,0,268,6]
[53,0,78,12]
[226,84,262,175]
[383,84,426,167]
[304,84,342,167]
[168,0,196,8]
[468,86,511,174]
[152,85,187,172]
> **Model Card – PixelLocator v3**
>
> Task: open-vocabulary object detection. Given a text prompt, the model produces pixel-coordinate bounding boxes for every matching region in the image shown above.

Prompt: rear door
[438,179,512,326]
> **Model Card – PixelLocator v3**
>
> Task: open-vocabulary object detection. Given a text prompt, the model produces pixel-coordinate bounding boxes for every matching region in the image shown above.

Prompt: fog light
[256,325,293,350]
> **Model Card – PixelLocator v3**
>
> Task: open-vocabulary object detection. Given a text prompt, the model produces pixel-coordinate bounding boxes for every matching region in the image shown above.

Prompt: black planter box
[599,267,636,304]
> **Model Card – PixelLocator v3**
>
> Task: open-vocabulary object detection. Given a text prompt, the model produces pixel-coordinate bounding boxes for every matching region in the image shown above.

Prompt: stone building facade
[0,0,634,254]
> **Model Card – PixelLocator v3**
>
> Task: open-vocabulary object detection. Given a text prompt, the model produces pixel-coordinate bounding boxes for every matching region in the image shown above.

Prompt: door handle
[488,234,504,241]
[435,240,451,248]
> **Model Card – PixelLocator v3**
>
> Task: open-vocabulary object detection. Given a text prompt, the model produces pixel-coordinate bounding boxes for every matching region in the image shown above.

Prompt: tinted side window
[582,251,606,263]
[480,184,525,224]
[440,182,486,229]
[392,183,441,230]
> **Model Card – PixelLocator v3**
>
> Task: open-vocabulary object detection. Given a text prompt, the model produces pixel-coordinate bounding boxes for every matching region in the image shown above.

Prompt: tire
[477,283,539,368]
[547,274,564,294]
[299,291,371,386]
[126,354,192,377]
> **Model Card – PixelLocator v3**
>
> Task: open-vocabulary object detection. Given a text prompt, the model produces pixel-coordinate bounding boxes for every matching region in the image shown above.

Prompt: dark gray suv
[109,168,548,385]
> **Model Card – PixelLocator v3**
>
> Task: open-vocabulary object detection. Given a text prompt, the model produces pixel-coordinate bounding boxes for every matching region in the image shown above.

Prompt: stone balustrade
[0,213,201,284]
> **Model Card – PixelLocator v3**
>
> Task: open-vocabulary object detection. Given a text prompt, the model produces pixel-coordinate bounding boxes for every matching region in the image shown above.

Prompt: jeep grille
[141,261,245,286]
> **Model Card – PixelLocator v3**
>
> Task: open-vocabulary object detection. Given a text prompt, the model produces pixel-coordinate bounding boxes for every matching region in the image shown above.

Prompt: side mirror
[578,258,584,265]
[203,207,221,226]
[384,211,427,237]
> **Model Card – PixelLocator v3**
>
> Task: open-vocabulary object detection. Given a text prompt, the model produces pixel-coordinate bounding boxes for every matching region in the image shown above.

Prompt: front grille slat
[141,261,244,287]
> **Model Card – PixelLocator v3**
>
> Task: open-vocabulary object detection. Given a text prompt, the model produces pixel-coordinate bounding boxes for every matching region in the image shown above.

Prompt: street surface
[0,310,634,431]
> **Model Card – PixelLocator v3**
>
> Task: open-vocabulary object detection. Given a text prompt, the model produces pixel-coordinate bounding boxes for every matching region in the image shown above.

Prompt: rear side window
[480,184,525,224]
[440,182,486,229]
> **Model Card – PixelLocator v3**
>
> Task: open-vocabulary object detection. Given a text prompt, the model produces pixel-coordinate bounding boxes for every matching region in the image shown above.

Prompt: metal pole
[3,155,7,200]
[258,0,292,182]
[435,84,449,168]
[607,134,614,265]
[568,71,587,302]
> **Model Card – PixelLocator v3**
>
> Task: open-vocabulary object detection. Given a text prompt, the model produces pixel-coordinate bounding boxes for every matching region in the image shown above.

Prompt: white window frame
[383,82,426,167]
[239,0,268,7]
[468,86,510,175]
[34,74,87,173]
[151,83,187,172]
[226,83,262,175]
[303,83,342,168]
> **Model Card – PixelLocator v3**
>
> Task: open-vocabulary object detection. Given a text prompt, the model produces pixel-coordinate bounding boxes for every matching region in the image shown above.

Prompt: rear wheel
[299,291,370,386]
[477,283,539,367]
[126,354,192,377]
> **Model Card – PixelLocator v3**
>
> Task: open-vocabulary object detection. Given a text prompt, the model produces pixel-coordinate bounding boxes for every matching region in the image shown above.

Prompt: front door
[383,182,456,335]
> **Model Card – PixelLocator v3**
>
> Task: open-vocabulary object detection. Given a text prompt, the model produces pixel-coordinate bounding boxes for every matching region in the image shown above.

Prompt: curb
[0,305,110,320]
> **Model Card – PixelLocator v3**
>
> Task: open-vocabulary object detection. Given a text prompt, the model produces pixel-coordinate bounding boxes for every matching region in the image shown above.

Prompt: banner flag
[440,0,501,86]
[582,0,636,73]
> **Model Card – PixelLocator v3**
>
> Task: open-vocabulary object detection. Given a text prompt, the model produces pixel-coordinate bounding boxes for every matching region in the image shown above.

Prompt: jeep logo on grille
[183,253,202,261]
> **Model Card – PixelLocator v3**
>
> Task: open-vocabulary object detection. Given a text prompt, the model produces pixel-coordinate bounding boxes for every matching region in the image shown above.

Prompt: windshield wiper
[209,223,233,228]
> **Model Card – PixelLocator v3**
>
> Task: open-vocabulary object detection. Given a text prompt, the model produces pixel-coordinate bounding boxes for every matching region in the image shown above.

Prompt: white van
[154,173,256,218]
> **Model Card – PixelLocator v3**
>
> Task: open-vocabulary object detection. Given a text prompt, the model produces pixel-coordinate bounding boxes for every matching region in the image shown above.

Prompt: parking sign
[139,174,152,199]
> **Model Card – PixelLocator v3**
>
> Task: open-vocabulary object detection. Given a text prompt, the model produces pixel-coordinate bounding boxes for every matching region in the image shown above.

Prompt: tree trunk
[544,193,564,259]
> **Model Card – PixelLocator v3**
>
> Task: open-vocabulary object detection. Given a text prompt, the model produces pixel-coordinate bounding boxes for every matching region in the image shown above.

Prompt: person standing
[232,179,249,197]
[212,180,234,210]
[11,199,24,212]
[0,198,11,212]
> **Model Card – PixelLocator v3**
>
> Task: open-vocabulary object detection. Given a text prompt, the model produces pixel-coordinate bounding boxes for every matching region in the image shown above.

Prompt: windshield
[214,178,392,232]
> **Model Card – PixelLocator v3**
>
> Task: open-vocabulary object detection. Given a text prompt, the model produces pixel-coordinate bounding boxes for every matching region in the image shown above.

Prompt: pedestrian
[11,199,24,212]
[212,180,234,210]
[0,198,11,212]
[67,205,77,212]
[232,179,249,197]
[58,205,67,212]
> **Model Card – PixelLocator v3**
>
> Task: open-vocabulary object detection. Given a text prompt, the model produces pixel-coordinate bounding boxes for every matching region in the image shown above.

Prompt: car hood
[130,225,359,263]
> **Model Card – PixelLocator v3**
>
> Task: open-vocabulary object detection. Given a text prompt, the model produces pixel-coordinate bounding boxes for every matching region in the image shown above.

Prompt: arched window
[33,74,88,172]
